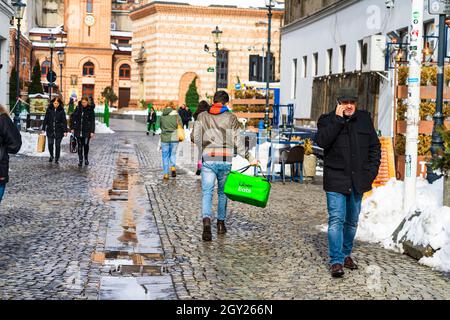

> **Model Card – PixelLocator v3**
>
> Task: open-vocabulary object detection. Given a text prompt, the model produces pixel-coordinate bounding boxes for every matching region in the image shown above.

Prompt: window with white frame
[339,45,346,73]
[302,56,307,78]
[312,52,318,77]
[291,58,297,99]
[356,40,363,71]
[327,49,333,75]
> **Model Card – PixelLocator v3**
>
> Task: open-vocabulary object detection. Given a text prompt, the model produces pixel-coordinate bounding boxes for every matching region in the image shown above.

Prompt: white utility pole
[404,0,424,212]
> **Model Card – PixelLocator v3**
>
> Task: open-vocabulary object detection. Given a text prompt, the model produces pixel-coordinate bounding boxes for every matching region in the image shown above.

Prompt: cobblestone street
[1,120,450,300]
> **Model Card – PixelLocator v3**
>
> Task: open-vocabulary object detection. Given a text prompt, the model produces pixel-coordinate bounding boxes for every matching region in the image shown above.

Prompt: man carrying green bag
[224,165,271,208]
[191,91,259,242]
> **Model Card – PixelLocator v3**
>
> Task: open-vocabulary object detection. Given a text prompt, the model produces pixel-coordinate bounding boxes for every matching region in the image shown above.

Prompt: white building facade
[280,0,438,136]
[0,0,14,108]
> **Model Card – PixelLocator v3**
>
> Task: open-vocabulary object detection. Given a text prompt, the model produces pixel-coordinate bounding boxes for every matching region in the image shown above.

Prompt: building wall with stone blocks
[130,3,283,108]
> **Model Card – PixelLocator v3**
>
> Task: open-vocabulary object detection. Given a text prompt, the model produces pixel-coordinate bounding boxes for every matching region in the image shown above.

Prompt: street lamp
[264,0,275,130]
[57,50,65,99]
[12,0,26,130]
[48,34,57,100]
[211,26,222,92]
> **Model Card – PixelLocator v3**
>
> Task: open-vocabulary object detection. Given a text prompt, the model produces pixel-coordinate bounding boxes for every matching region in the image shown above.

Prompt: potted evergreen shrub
[431,127,450,206]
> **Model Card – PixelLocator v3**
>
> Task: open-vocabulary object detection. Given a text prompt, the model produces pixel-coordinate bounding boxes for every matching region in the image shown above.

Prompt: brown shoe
[344,256,358,270]
[202,218,212,241]
[330,264,345,278]
[217,220,227,235]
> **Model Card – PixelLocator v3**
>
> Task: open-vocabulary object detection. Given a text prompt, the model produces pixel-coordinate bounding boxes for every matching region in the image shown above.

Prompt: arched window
[86,0,93,13]
[83,62,95,76]
[41,60,51,77]
[119,64,131,79]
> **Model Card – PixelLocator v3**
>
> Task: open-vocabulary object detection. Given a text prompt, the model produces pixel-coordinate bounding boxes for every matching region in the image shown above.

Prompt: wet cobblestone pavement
[1,123,450,300]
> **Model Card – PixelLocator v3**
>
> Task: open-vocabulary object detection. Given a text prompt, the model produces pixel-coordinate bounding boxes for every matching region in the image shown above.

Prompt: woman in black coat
[146,107,157,136]
[0,104,22,203]
[42,97,68,164]
[70,96,95,167]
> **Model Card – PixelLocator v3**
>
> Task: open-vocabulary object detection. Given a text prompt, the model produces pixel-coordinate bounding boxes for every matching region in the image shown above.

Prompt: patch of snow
[95,104,118,113]
[18,132,69,158]
[124,110,148,116]
[96,121,115,134]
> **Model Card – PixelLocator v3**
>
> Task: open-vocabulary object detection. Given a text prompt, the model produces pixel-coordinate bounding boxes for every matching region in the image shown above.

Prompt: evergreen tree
[101,86,118,107]
[185,77,199,114]
[9,68,18,108]
[28,60,44,95]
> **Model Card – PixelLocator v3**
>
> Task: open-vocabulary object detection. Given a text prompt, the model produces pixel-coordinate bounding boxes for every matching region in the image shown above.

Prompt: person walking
[192,100,210,176]
[316,88,381,278]
[147,107,157,136]
[178,104,192,130]
[160,102,182,180]
[42,97,68,164]
[0,104,22,203]
[70,96,95,167]
[191,91,258,242]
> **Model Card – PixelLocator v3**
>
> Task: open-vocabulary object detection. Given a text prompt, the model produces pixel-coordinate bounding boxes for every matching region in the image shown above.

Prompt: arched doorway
[179,72,201,106]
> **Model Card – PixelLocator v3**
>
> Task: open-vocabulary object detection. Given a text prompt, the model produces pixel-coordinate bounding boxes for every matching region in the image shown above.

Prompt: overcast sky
[153,0,284,9]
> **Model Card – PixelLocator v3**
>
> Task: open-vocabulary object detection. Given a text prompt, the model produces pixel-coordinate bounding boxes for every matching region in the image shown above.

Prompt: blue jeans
[326,191,363,265]
[161,142,179,174]
[201,161,232,221]
[0,184,5,203]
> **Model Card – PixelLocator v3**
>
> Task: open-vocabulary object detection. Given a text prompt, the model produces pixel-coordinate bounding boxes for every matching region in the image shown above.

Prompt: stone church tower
[63,0,113,102]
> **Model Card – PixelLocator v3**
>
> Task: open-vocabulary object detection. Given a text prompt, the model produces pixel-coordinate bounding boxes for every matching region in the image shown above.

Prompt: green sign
[207,67,215,73]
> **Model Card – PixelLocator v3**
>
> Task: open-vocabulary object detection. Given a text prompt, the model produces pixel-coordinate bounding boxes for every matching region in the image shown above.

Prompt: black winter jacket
[42,105,68,139]
[70,104,95,138]
[147,111,156,124]
[316,109,381,195]
[0,111,22,184]
[179,108,192,123]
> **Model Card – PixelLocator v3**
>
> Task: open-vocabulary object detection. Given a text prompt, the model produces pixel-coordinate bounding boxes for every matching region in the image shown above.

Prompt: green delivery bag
[224,166,271,208]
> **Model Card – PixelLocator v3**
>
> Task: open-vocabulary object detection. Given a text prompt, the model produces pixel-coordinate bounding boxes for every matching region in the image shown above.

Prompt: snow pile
[124,110,148,116]
[18,132,69,158]
[95,104,118,113]
[95,121,115,134]
[319,177,450,272]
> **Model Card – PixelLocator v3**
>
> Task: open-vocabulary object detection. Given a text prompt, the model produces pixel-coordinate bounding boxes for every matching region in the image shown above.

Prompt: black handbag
[70,134,77,153]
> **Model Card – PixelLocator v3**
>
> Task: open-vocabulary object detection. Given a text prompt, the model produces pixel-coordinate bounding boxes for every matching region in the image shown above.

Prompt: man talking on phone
[316,88,381,278]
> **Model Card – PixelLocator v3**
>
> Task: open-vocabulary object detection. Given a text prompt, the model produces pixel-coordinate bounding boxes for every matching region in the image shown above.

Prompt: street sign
[46,70,57,83]
[207,67,215,73]
[429,0,450,14]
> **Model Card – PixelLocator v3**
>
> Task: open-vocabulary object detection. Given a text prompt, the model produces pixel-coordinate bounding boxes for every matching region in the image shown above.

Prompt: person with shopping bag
[0,104,22,203]
[70,96,95,167]
[160,101,182,180]
[191,91,259,242]
[42,97,68,164]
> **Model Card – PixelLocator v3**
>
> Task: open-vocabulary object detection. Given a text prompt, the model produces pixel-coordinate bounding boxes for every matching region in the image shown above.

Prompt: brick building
[129,1,284,108]
[21,0,141,107]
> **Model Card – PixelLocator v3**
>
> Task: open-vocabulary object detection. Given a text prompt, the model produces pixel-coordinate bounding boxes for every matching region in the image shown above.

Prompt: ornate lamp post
[12,0,26,129]
[264,0,275,129]
[57,50,65,98]
[48,34,57,100]
[211,26,222,92]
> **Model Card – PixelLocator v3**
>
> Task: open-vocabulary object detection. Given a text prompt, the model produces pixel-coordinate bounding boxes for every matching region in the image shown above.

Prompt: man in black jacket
[0,104,22,203]
[316,88,381,278]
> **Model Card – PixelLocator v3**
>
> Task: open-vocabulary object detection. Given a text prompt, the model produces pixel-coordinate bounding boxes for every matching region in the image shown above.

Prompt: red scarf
[209,103,230,115]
